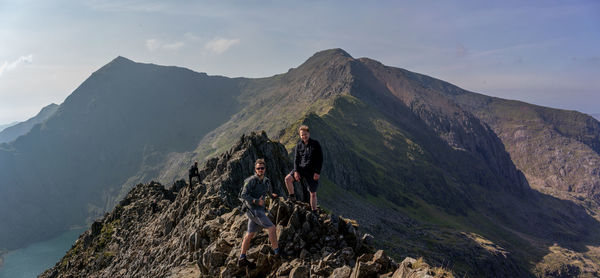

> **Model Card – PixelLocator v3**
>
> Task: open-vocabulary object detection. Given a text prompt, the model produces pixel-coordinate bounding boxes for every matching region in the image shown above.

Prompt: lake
[0,228,86,278]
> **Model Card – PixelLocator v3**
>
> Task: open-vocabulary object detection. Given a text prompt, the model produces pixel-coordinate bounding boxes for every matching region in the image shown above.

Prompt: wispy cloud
[146,39,185,51]
[0,55,33,77]
[204,38,240,54]
[163,41,185,50]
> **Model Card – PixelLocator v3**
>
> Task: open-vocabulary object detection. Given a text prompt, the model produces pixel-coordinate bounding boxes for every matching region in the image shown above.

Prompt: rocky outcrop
[40,132,451,278]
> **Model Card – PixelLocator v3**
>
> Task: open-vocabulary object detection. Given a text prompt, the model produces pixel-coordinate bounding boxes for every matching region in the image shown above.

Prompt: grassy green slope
[275,95,528,276]
[280,94,600,277]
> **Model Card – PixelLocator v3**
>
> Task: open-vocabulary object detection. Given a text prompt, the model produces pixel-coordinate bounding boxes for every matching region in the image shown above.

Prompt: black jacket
[189,165,199,176]
[293,138,323,175]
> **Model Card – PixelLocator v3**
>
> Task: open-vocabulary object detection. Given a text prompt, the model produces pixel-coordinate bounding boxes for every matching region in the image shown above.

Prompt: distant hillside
[0,103,58,143]
[592,113,600,121]
[0,122,18,133]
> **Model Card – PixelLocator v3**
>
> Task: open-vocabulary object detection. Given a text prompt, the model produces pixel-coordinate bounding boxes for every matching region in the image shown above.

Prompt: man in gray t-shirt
[238,159,280,268]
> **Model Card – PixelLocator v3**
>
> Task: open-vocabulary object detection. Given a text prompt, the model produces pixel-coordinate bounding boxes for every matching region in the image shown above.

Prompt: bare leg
[310,192,317,211]
[285,174,295,196]
[241,232,255,255]
[267,226,278,250]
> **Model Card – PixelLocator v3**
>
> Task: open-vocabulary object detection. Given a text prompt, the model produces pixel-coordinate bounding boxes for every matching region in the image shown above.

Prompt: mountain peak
[111,56,134,64]
[292,48,355,76]
[303,48,353,64]
[313,48,353,59]
[97,56,136,72]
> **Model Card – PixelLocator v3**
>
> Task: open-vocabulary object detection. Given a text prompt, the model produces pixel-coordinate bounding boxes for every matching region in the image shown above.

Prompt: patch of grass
[96,219,120,252]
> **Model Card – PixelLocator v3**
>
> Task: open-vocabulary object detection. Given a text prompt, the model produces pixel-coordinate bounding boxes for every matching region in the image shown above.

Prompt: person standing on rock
[285,125,323,214]
[238,159,280,268]
[188,161,201,185]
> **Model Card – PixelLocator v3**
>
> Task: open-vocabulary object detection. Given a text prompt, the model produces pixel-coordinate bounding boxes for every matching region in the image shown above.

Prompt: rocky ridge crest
[41,132,451,277]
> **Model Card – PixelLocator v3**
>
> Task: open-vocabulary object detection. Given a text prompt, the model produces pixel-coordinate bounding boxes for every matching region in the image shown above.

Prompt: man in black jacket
[188,161,200,185]
[285,125,323,214]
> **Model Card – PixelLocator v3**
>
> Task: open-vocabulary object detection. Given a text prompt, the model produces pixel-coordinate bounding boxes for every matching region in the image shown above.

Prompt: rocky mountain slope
[0,103,58,143]
[41,133,452,278]
[1,49,599,276]
[0,57,244,249]
[156,49,600,276]
[361,61,600,221]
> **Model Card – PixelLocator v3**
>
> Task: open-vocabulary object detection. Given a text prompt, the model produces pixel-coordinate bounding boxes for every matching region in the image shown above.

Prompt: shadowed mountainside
[0,57,243,249]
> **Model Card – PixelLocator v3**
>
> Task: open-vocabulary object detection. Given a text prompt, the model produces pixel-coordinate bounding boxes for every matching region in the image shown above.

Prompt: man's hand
[258,196,265,207]
[271,193,278,198]
[294,171,300,181]
[314,173,320,181]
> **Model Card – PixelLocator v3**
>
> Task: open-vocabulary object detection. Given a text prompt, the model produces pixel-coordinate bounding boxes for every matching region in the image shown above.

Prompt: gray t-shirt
[240,175,272,211]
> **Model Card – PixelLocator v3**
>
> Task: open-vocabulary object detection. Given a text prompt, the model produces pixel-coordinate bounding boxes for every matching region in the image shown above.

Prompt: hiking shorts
[246,209,274,234]
[290,170,319,193]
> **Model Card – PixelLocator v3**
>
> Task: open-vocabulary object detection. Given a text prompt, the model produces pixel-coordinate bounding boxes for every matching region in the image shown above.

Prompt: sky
[1,0,599,124]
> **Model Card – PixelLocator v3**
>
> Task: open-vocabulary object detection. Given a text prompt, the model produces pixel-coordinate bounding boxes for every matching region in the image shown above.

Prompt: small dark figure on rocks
[285,125,323,214]
[188,161,201,185]
[238,159,280,268]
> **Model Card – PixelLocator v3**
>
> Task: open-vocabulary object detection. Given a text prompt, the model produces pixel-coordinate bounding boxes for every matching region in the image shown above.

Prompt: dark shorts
[246,209,274,233]
[290,170,319,193]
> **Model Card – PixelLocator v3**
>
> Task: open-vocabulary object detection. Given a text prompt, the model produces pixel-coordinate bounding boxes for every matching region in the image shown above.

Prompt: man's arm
[314,140,323,174]
[240,179,255,207]
[293,142,300,173]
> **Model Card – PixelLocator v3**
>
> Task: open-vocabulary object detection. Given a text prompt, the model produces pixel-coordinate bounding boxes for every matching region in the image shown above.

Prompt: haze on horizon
[1,0,599,124]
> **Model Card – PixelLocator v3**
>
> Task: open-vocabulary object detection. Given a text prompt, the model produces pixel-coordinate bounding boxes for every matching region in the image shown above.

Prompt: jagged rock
[39,132,453,278]
[391,257,450,278]
[330,265,352,278]
[289,264,310,278]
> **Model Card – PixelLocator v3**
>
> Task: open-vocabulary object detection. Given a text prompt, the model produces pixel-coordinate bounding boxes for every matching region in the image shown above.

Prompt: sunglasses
[255,167,265,170]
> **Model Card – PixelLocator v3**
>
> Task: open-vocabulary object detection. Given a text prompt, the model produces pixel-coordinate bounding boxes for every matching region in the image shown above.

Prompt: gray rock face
[40,132,437,278]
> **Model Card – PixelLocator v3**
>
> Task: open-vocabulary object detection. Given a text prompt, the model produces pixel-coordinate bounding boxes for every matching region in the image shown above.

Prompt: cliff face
[439,84,600,218]
[41,133,451,278]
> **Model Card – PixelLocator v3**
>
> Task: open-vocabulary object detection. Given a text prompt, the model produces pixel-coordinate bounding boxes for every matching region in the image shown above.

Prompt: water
[0,228,86,278]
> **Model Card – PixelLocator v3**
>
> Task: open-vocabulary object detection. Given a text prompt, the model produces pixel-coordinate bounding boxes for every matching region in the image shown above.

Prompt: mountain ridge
[1,49,599,276]
[41,132,454,278]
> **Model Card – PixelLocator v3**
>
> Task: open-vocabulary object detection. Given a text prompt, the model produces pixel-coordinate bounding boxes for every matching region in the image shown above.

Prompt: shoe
[289,195,296,202]
[238,257,257,269]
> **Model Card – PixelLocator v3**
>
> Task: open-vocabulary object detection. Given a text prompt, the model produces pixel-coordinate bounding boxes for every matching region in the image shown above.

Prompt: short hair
[255,158,266,167]
[298,125,309,133]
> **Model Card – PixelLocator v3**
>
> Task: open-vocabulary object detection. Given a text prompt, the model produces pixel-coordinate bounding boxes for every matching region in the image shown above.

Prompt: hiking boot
[289,195,296,202]
[238,257,256,269]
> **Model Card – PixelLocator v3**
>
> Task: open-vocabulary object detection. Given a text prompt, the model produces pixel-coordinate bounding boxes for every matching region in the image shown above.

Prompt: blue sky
[1,0,599,124]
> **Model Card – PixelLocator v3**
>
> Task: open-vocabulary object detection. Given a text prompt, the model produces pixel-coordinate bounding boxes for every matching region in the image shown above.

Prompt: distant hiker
[238,159,280,268]
[285,125,323,214]
[189,161,201,185]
